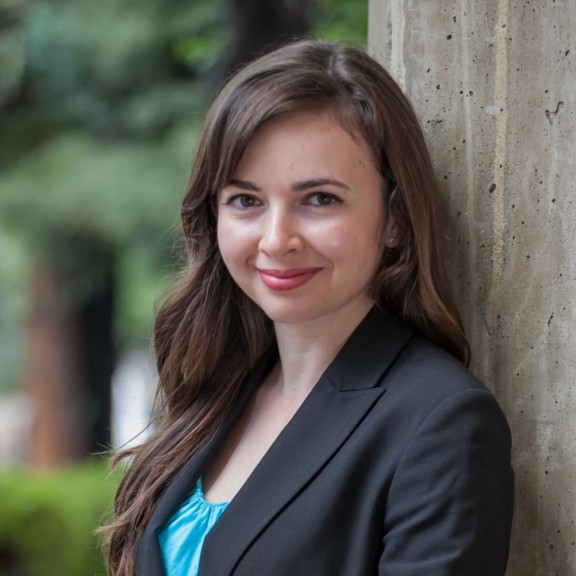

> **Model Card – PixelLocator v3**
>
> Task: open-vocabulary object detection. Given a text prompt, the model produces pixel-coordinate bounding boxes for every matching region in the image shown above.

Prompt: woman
[106,40,514,575]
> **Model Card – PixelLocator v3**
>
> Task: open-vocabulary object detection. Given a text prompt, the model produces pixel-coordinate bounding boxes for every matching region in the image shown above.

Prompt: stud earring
[386,237,397,247]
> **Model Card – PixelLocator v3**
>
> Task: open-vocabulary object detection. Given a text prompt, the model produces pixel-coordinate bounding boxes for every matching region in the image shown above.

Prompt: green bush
[0,459,119,576]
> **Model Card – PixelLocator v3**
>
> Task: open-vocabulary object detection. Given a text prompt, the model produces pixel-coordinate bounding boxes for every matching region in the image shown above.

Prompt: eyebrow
[228,177,350,192]
[228,179,260,191]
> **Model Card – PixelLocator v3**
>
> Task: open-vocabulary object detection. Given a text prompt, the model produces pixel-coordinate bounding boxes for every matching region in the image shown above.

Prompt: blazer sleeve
[379,387,514,576]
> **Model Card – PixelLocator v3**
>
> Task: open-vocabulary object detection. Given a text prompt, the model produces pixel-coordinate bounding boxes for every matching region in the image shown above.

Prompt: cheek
[216,221,238,271]
[321,223,349,253]
[320,220,382,265]
[217,220,257,269]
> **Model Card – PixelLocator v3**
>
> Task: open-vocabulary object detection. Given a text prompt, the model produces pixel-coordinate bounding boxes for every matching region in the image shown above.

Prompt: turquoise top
[157,478,229,576]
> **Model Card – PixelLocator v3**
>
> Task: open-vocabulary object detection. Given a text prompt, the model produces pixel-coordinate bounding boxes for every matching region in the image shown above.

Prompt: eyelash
[222,194,262,209]
[304,192,342,206]
[222,192,342,210]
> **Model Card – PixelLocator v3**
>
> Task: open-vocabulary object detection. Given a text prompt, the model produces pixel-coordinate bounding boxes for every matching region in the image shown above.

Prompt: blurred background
[0,0,366,573]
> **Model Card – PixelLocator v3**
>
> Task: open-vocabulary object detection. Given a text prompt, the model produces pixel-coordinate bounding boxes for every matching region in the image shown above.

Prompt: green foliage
[315,0,368,46]
[0,123,193,248]
[0,0,213,349]
[0,459,120,576]
[0,231,28,393]
[0,0,368,371]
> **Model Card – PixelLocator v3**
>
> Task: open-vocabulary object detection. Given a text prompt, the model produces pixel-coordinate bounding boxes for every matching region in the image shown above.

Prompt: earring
[386,237,397,247]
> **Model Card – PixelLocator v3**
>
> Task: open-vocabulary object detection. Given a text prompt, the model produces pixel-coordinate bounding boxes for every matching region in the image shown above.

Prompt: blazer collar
[326,306,415,391]
[136,307,415,576]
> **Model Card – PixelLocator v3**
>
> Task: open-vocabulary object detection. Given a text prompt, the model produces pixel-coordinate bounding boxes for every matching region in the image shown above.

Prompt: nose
[259,207,303,256]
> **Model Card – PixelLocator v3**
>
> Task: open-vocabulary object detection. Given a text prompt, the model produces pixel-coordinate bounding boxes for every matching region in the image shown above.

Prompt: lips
[257,267,321,291]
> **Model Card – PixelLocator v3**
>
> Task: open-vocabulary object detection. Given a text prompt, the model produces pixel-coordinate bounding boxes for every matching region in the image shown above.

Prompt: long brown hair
[105,39,468,575]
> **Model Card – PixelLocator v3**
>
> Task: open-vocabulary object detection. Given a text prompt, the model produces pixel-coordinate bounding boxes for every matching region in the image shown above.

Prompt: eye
[305,192,342,207]
[223,194,262,209]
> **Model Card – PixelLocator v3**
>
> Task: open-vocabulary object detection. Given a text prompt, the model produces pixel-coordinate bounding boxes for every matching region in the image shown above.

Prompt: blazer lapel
[200,308,415,575]
[135,348,279,576]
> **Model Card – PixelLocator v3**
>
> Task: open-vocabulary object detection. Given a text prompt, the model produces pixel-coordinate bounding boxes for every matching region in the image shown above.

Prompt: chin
[255,301,322,326]
[261,309,314,325]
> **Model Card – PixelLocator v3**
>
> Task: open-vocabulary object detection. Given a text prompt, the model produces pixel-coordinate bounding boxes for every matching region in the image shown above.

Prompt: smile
[257,268,321,291]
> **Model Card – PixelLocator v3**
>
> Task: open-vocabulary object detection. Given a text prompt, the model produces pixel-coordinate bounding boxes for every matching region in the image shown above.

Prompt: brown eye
[306,192,341,206]
[227,194,262,209]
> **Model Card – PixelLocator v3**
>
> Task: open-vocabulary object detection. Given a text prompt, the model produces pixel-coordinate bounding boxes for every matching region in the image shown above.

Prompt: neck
[272,300,373,401]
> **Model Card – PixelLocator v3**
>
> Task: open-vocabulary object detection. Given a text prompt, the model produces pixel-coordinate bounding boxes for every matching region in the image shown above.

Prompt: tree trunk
[27,234,115,468]
[212,0,312,87]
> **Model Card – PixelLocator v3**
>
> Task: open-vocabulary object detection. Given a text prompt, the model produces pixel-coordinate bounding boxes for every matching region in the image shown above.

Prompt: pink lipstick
[257,268,321,291]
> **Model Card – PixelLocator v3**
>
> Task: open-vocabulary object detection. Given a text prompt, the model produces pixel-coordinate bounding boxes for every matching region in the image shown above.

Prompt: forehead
[233,111,378,179]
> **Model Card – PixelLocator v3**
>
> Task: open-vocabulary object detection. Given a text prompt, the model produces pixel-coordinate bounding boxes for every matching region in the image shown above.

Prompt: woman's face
[217,111,395,328]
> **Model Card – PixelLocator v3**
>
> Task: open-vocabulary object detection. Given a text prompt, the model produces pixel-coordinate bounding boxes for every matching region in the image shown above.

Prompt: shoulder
[376,333,512,455]
[340,306,490,403]
[373,339,514,575]
[330,307,511,447]
[388,333,485,399]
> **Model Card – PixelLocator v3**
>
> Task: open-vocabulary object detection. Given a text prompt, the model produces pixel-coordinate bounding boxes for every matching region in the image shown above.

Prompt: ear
[383,218,401,249]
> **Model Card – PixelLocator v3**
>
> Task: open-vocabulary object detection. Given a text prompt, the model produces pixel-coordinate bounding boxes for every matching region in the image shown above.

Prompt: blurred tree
[0,0,228,466]
[213,0,310,86]
[314,0,367,45]
[0,0,366,467]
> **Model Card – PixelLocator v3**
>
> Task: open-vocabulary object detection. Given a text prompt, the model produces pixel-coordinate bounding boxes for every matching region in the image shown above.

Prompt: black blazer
[136,308,514,576]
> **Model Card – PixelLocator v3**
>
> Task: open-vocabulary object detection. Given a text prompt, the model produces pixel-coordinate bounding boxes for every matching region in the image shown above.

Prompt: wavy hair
[104,39,468,575]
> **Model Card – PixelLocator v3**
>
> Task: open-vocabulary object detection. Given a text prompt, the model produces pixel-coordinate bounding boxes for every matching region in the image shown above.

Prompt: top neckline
[195,477,229,508]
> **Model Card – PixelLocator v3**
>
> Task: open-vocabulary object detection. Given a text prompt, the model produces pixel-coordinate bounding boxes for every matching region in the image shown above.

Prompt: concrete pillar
[368,1,576,574]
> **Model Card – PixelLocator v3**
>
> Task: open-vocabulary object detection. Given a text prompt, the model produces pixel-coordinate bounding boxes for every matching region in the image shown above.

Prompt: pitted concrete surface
[370,1,576,574]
